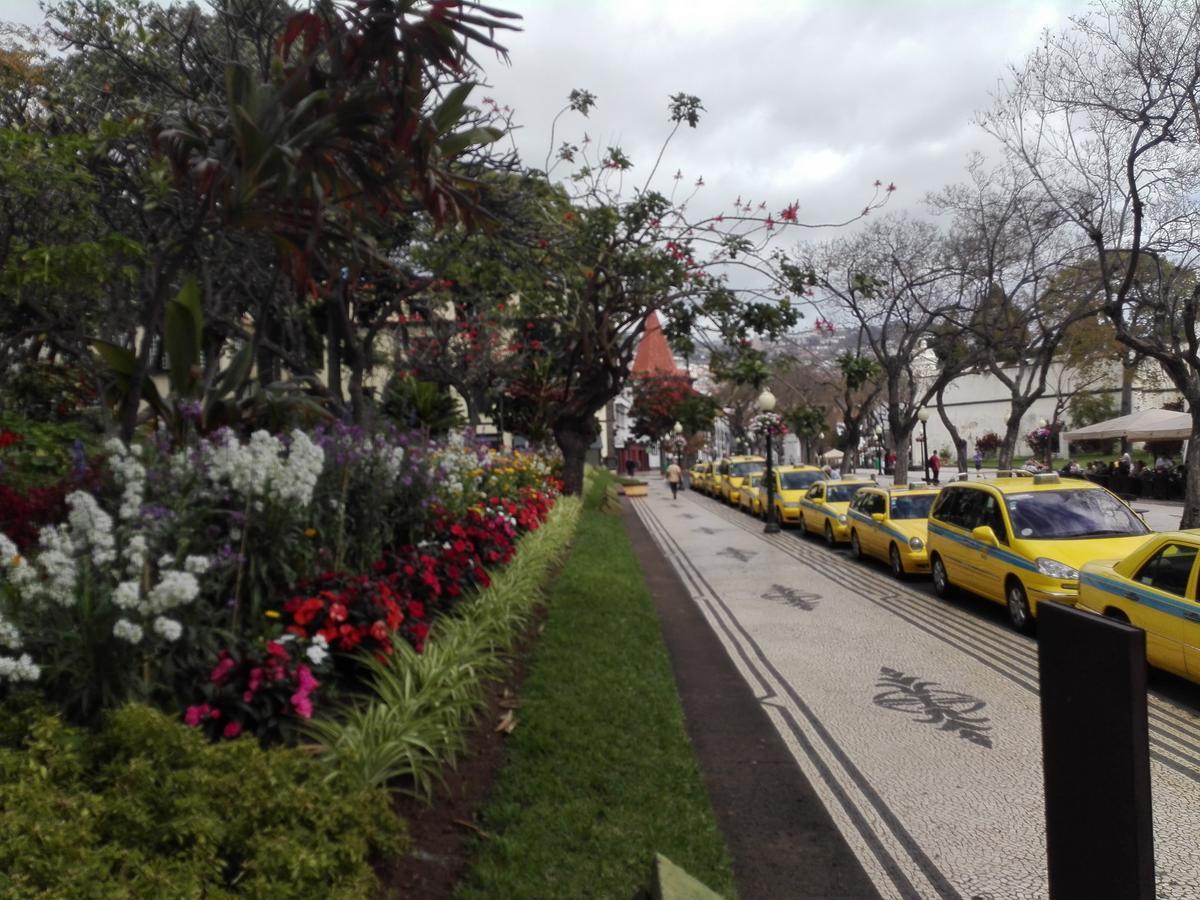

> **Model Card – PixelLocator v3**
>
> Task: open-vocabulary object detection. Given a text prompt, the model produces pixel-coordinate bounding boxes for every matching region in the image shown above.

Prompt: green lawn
[457,473,736,899]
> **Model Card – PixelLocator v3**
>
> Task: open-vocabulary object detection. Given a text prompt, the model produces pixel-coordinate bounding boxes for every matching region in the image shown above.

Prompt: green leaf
[438,126,503,160]
[164,278,203,396]
[431,83,475,135]
[92,340,136,377]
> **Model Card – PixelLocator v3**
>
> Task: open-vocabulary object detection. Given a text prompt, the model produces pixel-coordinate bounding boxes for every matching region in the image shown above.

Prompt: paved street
[631,478,1200,900]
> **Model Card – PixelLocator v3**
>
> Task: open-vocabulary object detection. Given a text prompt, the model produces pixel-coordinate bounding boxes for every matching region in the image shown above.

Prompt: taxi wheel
[1006,580,1035,634]
[824,522,836,548]
[931,554,952,599]
[850,530,863,559]
[889,544,906,579]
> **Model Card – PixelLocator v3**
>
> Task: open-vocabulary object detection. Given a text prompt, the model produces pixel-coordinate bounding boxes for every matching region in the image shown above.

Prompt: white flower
[0,614,21,649]
[306,634,329,666]
[146,570,200,613]
[152,616,183,642]
[113,580,142,610]
[124,534,147,577]
[113,618,144,644]
[66,492,116,567]
[183,555,210,575]
[158,554,175,569]
[106,439,147,522]
[0,653,39,682]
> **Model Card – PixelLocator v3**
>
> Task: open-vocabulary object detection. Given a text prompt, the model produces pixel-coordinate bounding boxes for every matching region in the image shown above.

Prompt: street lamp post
[758,388,780,534]
[918,407,931,483]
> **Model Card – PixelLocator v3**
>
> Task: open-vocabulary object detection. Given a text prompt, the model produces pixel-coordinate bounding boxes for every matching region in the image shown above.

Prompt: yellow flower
[264,610,281,619]
[9,555,21,568]
[305,528,317,538]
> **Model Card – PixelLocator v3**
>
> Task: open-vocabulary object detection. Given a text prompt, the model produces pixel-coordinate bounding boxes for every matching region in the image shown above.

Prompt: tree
[985,0,1200,524]
[801,215,970,485]
[498,90,890,493]
[932,162,1096,469]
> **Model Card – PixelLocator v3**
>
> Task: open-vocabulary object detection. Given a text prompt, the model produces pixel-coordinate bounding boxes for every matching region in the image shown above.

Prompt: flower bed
[0,425,562,741]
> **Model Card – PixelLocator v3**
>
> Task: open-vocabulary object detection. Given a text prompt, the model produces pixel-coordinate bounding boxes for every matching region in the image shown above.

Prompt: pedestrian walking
[929,452,941,484]
[973,449,983,472]
[625,458,637,478]
[666,459,682,500]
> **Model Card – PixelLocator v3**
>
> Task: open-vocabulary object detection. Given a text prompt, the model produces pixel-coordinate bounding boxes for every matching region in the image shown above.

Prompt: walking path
[630,478,1200,900]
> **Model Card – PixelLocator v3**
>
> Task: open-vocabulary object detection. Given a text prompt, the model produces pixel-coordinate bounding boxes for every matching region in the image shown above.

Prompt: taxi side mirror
[871,512,886,522]
[971,525,999,547]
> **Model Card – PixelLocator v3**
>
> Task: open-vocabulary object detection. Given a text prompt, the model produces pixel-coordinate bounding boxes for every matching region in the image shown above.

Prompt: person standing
[929,452,941,484]
[973,449,983,472]
[666,458,682,500]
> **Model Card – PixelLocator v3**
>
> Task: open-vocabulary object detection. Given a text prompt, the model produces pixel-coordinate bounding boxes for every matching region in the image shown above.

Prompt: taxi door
[803,482,825,534]
[969,492,1013,605]
[932,488,986,593]
[859,491,887,559]
[1128,542,1197,678]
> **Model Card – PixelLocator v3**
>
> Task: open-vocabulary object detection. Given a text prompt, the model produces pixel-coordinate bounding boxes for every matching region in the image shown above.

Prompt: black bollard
[1037,602,1154,899]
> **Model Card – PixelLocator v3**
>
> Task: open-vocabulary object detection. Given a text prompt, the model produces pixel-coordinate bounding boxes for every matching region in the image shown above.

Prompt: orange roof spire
[632,311,682,377]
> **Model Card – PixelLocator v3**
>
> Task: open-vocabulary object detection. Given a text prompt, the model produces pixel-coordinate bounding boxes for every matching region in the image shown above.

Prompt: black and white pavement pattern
[631,480,1200,900]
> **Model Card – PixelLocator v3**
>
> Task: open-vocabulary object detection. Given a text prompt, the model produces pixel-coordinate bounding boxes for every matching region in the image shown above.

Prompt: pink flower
[223,721,243,740]
[291,692,314,719]
[184,704,209,727]
[210,656,236,684]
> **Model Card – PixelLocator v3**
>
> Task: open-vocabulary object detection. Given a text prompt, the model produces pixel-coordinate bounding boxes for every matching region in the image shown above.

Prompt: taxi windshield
[890,494,937,519]
[826,484,867,503]
[731,462,764,476]
[780,471,824,490]
[1005,490,1149,539]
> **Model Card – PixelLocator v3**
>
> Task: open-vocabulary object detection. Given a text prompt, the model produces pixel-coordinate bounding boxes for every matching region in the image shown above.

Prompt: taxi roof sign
[1032,472,1062,485]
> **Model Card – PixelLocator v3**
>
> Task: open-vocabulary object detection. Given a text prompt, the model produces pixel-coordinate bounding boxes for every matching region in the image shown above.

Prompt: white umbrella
[1060,408,1192,442]
[821,448,845,462]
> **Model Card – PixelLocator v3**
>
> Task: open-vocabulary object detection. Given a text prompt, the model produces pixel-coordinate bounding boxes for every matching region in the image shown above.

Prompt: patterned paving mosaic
[631,486,1200,900]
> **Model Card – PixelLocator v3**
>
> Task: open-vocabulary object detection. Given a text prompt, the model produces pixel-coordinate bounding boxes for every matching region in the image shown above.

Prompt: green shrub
[0,703,406,898]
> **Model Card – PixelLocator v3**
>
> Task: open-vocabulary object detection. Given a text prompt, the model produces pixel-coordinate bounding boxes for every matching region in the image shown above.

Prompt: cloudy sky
[8,0,1091,254]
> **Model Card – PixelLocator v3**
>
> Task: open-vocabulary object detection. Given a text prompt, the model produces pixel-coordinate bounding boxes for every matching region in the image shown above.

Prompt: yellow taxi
[762,465,828,526]
[1077,531,1200,683]
[927,472,1152,633]
[800,478,875,546]
[738,473,765,517]
[690,461,712,494]
[847,484,941,578]
[718,455,766,505]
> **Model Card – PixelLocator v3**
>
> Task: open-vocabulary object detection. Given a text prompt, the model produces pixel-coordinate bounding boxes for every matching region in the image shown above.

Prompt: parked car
[690,461,712,494]
[763,465,828,526]
[718,455,766,505]
[800,478,874,546]
[847,484,941,578]
[1077,530,1200,682]
[926,472,1151,632]
[738,473,764,516]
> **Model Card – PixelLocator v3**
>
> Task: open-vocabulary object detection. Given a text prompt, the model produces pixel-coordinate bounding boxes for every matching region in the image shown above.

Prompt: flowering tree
[629,373,715,441]
[497,91,891,494]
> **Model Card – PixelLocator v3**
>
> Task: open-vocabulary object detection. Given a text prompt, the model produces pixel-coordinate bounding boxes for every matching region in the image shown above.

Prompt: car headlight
[908,536,924,551]
[837,514,848,524]
[1036,558,1079,580]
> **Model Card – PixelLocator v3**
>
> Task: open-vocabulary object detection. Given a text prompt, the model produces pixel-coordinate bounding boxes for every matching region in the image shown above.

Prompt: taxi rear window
[780,470,824,490]
[826,484,867,503]
[891,494,936,519]
[731,462,764,476]
[1005,490,1148,539]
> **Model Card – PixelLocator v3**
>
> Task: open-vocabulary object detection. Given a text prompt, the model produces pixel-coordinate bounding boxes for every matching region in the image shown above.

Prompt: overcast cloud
[7,0,1091,256]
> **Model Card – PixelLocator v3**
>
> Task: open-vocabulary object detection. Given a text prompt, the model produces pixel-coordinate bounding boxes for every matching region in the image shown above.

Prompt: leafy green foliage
[381,375,465,436]
[0,703,404,897]
[1068,391,1118,429]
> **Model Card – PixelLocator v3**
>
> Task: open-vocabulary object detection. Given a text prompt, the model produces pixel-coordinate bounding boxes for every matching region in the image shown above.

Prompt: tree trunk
[554,417,595,496]
[935,386,969,474]
[892,429,911,486]
[1181,408,1200,529]
[997,396,1035,470]
[1120,360,1136,455]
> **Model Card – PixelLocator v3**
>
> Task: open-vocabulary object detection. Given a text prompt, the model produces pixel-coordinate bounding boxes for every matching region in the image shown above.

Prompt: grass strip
[458,472,736,899]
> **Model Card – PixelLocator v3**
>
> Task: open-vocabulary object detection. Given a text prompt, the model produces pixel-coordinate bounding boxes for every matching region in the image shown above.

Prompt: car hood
[886,519,928,542]
[1013,534,1153,572]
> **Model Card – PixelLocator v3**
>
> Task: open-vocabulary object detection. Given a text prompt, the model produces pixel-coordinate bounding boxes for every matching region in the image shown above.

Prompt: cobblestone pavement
[631,480,1200,900]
